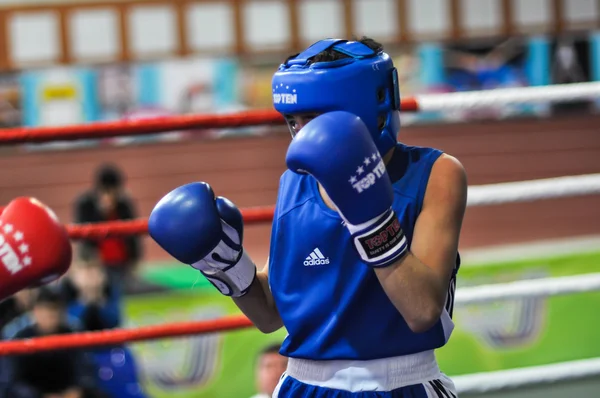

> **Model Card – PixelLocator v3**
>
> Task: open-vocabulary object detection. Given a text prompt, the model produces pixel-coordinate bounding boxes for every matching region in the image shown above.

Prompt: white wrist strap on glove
[344,208,408,268]
[191,220,257,297]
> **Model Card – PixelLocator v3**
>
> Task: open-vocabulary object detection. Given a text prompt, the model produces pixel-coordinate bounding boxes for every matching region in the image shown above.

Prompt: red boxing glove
[0,197,72,301]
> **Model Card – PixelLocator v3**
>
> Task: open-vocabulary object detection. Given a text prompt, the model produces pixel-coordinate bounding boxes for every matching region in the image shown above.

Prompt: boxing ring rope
[0,81,597,145]
[1,272,600,356]
[55,172,600,240]
[455,272,600,304]
[418,81,600,110]
[1,173,593,239]
[454,357,600,394]
[65,206,275,240]
[466,173,600,206]
[0,315,253,355]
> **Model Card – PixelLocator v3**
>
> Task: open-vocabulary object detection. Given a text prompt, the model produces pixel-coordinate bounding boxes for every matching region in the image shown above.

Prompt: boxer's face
[284,113,319,137]
[257,352,288,395]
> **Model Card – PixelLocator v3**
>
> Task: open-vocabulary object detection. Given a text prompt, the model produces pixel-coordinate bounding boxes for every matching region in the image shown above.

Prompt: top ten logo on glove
[348,152,386,194]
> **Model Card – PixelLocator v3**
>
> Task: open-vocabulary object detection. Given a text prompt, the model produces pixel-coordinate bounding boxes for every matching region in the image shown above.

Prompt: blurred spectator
[4,287,104,398]
[550,37,595,115]
[88,346,148,398]
[57,246,148,398]
[2,290,82,341]
[0,289,36,398]
[74,163,142,297]
[59,245,121,331]
[0,85,22,128]
[250,343,288,398]
[0,289,35,332]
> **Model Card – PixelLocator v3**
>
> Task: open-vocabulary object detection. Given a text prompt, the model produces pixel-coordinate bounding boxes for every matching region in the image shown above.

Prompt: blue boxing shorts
[272,350,457,397]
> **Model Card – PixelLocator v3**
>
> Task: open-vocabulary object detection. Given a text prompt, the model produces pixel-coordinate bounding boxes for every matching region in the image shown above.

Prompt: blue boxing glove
[286,111,407,267]
[148,182,256,297]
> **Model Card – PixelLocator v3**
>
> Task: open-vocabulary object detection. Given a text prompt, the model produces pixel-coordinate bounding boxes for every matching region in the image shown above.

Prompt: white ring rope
[417,81,600,111]
[453,170,600,393]
[456,273,600,305]
[454,357,600,394]
[467,173,600,206]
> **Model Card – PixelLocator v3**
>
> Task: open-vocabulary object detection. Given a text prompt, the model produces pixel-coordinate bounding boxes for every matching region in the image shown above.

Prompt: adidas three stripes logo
[303,248,330,266]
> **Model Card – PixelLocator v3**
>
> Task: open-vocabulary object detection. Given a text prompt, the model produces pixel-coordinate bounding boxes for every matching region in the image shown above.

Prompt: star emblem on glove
[348,152,382,185]
[0,224,33,274]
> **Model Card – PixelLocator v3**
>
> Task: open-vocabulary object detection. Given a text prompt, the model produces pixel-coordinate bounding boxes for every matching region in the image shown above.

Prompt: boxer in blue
[148,37,467,397]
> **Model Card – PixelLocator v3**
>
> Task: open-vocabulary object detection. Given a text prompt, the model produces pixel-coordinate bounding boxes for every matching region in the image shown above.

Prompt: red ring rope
[0,205,274,239]
[0,315,254,355]
[67,206,274,239]
[0,110,283,145]
[0,99,419,145]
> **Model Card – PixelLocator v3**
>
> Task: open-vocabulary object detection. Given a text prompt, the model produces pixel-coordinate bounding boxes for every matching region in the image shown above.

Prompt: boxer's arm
[374,155,467,333]
[233,259,283,333]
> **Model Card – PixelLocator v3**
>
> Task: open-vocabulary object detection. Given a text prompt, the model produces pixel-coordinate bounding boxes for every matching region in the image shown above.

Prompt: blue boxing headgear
[272,38,401,156]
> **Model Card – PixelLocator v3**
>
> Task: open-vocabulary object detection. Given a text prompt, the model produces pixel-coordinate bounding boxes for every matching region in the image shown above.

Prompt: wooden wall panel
[0,0,583,70]
[343,0,355,39]
[552,0,566,33]
[175,0,189,57]
[397,0,409,42]
[501,0,515,35]
[450,0,462,39]
[118,3,131,62]
[232,0,245,55]
[58,7,70,64]
[288,0,300,52]
[0,10,7,70]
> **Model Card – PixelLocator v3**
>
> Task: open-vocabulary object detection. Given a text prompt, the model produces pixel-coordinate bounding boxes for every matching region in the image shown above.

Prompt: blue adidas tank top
[268,143,460,361]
